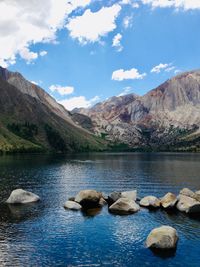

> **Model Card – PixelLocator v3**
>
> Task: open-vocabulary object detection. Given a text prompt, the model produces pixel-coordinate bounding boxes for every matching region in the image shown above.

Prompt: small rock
[179,188,194,198]
[109,198,140,215]
[75,190,102,208]
[108,192,122,204]
[64,201,82,210]
[193,190,200,202]
[140,196,160,208]
[176,195,200,213]
[146,226,178,250]
[6,189,40,204]
[121,190,137,201]
[161,193,177,209]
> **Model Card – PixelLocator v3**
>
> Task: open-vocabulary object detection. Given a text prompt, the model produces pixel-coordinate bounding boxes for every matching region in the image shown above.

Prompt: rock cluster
[7,187,200,255]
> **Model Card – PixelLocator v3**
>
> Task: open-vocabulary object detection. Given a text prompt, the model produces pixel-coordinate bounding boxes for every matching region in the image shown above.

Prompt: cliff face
[0,67,106,153]
[75,70,200,151]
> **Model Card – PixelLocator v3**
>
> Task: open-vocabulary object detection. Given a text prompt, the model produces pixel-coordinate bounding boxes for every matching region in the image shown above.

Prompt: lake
[0,153,200,267]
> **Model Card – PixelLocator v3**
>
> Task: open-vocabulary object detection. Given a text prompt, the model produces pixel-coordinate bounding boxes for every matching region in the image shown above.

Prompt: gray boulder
[109,198,140,215]
[6,189,40,204]
[146,226,178,250]
[121,190,137,201]
[179,188,194,198]
[176,195,200,213]
[193,190,200,202]
[108,191,122,204]
[64,200,82,210]
[161,193,177,209]
[140,196,160,208]
[75,190,102,208]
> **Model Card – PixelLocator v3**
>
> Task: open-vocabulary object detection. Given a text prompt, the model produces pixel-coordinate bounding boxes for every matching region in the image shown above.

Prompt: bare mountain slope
[0,67,106,153]
[75,70,200,151]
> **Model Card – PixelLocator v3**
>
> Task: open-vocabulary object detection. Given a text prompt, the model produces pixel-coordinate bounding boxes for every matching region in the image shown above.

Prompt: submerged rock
[64,201,82,210]
[146,226,178,250]
[6,189,40,204]
[176,195,200,213]
[161,193,177,209]
[109,198,140,215]
[140,196,160,208]
[121,190,137,201]
[75,190,102,208]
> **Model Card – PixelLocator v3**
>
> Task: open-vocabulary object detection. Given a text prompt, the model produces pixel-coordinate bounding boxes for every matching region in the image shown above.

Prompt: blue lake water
[0,153,200,267]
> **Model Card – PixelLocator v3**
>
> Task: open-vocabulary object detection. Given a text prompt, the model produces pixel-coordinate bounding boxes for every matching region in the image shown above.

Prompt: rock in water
[108,192,122,204]
[146,226,178,250]
[161,193,177,209]
[75,190,102,208]
[193,190,200,202]
[121,190,137,201]
[140,196,160,208]
[179,188,195,198]
[64,201,82,210]
[99,198,107,207]
[6,189,40,204]
[176,195,200,213]
[109,198,140,215]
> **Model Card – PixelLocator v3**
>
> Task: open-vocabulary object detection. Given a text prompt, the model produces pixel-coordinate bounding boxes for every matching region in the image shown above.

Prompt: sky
[0,0,200,110]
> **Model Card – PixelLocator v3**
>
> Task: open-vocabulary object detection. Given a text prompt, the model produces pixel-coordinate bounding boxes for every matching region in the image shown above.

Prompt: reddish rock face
[75,70,200,150]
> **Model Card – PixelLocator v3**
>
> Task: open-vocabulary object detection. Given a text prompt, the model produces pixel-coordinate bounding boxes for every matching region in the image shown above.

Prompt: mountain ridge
[0,67,107,153]
[74,69,200,151]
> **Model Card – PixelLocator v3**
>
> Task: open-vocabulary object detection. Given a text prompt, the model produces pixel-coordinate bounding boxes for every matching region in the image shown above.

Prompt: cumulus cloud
[112,68,146,81]
[66,4,121,44]
[0,0,91,67]
[59,95,100,110]
[141,0,200,10]
[151,63,171,73]
[112,33,123,52]
[49,84,74,95]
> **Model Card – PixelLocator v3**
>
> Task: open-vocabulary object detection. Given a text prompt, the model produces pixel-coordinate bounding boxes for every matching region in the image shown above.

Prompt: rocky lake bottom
[0,152,200,267]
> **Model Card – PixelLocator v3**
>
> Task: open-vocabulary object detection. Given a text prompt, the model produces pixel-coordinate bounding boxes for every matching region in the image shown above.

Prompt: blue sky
[1,0,200,110]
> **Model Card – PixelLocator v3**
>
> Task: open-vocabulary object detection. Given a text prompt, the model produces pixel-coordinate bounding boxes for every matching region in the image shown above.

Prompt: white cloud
[151,63,171,73]
[165,66,176,72]
[40,50,48,57]
[112,33,123,52]
[0,0,91,67]
[112,68,146,81]
[19,47,38,63]
[59,95,100,110]
[49,85,74,95]
[121,0,140,8]
[141,0,200,10]
[66,4,121,44]
[123,15,133,29]
[118,86,132,96]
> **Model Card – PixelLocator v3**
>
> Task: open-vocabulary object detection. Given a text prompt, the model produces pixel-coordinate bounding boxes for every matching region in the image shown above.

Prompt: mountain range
[0,67,200,153]
[73,70,200,152]
[0,67,106,153]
